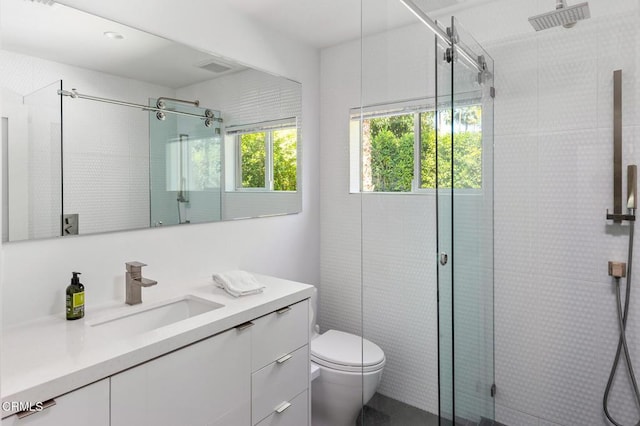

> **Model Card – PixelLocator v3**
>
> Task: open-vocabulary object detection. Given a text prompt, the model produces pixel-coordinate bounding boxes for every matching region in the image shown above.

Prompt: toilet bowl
[309,288,385,426]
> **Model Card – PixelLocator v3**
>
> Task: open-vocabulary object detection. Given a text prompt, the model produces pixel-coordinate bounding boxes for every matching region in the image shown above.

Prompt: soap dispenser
[66,272,85,320]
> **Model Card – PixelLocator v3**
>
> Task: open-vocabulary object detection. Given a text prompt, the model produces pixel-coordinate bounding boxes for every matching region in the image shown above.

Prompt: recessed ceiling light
[103,31,124,40]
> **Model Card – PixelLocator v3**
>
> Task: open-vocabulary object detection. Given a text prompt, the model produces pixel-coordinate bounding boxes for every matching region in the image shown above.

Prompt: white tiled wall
[321,0,640,425]
[459,0,640,425]
[320,11,443,415]
[177,68,303,220]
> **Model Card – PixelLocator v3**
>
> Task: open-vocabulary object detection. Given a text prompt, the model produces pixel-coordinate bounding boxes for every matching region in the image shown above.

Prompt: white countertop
[1,274,314,418]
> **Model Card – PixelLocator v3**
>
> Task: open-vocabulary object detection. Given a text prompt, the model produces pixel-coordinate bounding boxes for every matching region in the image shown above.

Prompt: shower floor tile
[356,393,439,426]
[356,393,508,426]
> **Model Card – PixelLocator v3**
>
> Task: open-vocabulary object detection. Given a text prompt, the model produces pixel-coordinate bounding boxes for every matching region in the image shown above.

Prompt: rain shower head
[528,0,590,31]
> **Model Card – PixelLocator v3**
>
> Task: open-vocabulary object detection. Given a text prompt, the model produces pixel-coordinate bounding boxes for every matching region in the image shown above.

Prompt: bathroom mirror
[0,0,302,242]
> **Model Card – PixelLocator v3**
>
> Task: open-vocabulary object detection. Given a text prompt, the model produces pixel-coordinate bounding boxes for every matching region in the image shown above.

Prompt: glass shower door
[452,17,495,424]
[356,2,494,424]
[437,16,495,425]
[435,27,455,423]
[149,100,222,227]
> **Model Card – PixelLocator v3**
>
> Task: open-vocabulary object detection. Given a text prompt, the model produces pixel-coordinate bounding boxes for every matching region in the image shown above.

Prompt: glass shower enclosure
[359,1,494,424]
[437,16,495,424]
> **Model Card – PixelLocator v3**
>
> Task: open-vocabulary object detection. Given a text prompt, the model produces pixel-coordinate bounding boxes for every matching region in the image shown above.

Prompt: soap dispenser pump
[66,272,85,320]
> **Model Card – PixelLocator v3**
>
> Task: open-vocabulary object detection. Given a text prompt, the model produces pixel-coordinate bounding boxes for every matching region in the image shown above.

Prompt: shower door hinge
[444,47,455,63]
[490,383,497,398]
[490,87,496,98]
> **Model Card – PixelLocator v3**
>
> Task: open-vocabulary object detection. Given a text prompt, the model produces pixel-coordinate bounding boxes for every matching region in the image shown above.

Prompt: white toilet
[309,288,386,426]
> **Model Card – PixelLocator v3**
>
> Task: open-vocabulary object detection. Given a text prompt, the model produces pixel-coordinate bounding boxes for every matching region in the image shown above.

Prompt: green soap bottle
[66,272,85,320]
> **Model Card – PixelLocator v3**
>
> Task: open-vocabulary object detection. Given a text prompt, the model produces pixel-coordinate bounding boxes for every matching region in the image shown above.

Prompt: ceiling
[214,0,489,48]
[1,0,247,89]
[1,0,500,89]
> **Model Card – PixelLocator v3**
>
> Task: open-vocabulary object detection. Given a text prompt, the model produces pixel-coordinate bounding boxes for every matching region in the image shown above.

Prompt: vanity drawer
[252,299,308,370]
[252,345,309,425]
[3,379,109,426]
[255,389,308,426]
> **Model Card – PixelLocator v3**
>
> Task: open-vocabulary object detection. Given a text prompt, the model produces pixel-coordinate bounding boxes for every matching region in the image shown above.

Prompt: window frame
[350,98,483,195]
[225,118,298,193]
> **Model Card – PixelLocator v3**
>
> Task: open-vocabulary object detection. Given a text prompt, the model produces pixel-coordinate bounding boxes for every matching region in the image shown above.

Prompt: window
[226,119,298,192]
[351,103,482,192]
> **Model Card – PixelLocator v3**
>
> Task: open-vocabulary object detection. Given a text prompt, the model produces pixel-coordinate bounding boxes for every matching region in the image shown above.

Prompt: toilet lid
[311,330,385,372]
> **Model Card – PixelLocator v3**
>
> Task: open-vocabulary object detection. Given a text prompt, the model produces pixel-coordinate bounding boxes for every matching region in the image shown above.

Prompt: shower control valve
[608,261,627,278]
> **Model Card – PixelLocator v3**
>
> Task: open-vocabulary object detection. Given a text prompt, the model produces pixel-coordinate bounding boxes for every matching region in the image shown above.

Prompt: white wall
[320,0,640,425]
[0,0,320,326]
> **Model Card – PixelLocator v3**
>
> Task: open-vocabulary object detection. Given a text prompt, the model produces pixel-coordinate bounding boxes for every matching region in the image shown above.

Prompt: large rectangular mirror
[0,0,302,242]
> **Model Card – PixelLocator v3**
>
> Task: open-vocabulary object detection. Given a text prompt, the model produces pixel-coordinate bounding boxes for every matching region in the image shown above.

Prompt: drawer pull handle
[16,399,56,419]
[276,306,291,315]
[275,401,291,413]
[235,321,254,331]
[276,354,293,364]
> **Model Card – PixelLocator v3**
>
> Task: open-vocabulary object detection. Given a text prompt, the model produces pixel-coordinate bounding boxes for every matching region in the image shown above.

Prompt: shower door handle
[440,252,448,266]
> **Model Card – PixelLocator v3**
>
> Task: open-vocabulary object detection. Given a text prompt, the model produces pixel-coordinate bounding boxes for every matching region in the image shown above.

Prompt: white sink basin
[89,295,224,336]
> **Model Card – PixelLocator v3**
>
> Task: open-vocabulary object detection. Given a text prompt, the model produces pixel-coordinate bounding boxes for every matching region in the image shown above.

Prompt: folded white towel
[212,270,265,297]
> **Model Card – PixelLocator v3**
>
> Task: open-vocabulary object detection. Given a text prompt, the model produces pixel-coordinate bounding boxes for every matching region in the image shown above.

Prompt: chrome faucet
[125,261,157,305]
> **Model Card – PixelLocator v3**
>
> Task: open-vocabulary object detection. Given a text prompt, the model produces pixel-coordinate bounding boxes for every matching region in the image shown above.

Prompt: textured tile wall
[177,68,302,221]
[486,3,640,425]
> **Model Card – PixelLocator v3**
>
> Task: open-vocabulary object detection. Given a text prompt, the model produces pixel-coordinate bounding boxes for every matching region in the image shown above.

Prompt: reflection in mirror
[2,80,62,241]
[150,100,222,227]
[0,0,302,242]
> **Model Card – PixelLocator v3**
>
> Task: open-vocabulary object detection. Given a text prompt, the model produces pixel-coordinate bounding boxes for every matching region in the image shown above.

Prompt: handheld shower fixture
[603,69,640,426]
[528,0,591,31]
[628,165,637,212]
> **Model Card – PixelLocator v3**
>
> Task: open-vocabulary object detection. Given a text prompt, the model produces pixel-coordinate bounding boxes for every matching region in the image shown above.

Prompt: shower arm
[607,70,636,223]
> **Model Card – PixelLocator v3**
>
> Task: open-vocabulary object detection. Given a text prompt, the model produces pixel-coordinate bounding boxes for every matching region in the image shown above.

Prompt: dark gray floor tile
[355,393,507,426]
[357,393,439,426]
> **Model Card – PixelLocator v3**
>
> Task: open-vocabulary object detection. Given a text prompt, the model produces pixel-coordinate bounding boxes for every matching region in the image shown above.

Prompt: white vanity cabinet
[251,300,309,426]
[110,326,252,426]
[1,279,314,426]
[3,379,109,426]
[109,299,310,426]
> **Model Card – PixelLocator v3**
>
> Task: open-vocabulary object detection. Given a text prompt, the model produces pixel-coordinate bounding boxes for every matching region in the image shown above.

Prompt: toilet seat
[311,330,385,373]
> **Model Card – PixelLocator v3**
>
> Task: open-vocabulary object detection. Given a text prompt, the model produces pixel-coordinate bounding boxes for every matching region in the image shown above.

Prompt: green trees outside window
[238,128,297,191]
[360,105,482,192]
[363,114,415,192]
[240,132,266,188]
[273,129,297,191]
